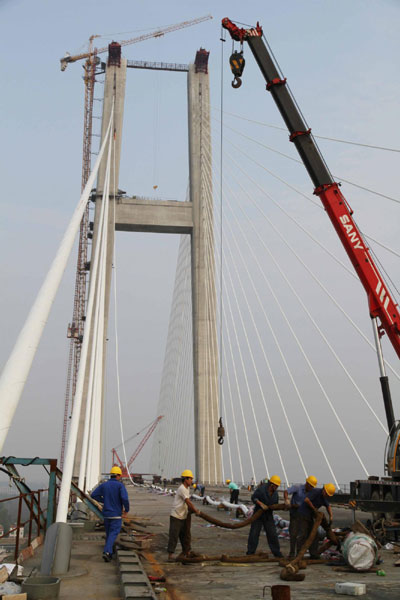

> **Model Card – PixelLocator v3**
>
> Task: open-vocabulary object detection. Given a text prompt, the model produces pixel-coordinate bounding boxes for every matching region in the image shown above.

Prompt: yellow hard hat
[226,479,231,484]
[110,466,122,476]
[269,475,281,487]
[324,483,336,496]
[306,475,317,488]
[181,469,194,478]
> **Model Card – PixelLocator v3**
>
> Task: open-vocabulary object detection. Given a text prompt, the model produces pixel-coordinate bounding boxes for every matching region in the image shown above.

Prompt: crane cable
[218,33,225,450]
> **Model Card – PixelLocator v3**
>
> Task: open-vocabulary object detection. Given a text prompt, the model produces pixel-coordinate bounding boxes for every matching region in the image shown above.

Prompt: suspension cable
[216,140,400,383]
[212,107,400,153]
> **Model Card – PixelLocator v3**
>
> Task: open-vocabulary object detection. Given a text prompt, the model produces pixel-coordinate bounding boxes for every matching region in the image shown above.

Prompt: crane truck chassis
[221,17,400,525]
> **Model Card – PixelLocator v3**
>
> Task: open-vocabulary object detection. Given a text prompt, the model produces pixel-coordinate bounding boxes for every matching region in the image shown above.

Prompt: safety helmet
[110,466,122,476]
[181,469,194,479]
[306,475,318,488]
[225,479,231,484]
[323,483,336,496]
[269,475,281,487]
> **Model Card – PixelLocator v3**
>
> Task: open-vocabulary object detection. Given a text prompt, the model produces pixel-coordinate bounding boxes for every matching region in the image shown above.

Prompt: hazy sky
[1,0,400,486]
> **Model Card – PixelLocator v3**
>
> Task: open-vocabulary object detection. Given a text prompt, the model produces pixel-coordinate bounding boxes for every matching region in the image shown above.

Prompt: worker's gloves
[284,498,290,508]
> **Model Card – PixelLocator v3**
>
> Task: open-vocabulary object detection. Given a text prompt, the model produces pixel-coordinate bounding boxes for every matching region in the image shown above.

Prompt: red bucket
[271,585,291,600]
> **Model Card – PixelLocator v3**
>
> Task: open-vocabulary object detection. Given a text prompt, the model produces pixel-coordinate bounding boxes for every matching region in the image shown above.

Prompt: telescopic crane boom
[60,15,213,70]
[222,17,400,477]
[221,17,400,360]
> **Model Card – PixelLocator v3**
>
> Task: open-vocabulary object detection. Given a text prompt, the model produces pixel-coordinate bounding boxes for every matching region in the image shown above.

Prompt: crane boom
[111,416,163,477]
[60,15,212,70]
[221,18,400,365]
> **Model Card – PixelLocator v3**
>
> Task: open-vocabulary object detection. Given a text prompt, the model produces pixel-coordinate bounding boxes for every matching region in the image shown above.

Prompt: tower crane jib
[60,14,212,70]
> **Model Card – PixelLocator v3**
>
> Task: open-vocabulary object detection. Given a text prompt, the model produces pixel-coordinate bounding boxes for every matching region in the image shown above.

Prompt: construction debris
[335,582,366,596]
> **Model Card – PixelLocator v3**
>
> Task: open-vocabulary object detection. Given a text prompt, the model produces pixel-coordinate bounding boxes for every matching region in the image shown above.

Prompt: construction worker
[167,469,200,561]
[246,475,283,557]
[226,479,239,504]
[194,480,205,497]
[296,483,335,559]
[283,475,318,559]
[91,465,129,562]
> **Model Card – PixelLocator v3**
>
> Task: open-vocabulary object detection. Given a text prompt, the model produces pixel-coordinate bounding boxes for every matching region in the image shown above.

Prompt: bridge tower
[188,51,221,483]
[74,47,222,484]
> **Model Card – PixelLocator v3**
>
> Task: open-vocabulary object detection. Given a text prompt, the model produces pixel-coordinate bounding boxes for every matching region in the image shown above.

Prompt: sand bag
[342,532,378,571]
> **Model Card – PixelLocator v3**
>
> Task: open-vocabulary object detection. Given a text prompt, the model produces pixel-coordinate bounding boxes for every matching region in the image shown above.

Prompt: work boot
[175,552,186,561]
[185,551,200,558]
[102,552,112,562]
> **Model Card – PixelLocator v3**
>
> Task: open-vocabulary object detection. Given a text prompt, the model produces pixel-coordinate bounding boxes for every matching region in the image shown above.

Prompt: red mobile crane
[222,18,400,519]
[111,415,163,478]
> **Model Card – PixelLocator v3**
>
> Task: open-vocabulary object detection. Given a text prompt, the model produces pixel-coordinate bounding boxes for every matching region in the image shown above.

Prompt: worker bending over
[296,483,335,559]
[246,475,283,557]
[91,466,130,562]
[167,469,200,561]
[226,479,239,504]
[283,475,317,559]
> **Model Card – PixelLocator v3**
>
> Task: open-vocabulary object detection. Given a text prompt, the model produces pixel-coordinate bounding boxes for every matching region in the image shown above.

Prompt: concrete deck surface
[20,485,400,599]
[134,486,400,600]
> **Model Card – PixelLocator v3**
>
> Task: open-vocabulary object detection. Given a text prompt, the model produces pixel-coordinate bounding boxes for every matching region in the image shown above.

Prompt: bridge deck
[22,485,400,599]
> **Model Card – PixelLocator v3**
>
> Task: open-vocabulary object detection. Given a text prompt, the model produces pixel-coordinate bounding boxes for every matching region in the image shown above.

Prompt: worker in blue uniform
[246,475,283,557]
[91,465,130,562]
[283,475,318,558]
[296,483,335,559]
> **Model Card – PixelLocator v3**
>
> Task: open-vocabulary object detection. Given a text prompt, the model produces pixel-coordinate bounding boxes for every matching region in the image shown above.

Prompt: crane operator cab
[385,421,400,479]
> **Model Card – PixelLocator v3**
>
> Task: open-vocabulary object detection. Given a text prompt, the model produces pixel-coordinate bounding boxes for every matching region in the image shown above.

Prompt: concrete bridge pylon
[73,47,222,486]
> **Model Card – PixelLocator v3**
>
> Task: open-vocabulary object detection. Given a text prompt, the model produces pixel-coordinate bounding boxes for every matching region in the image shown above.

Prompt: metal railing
[0,489,48,561]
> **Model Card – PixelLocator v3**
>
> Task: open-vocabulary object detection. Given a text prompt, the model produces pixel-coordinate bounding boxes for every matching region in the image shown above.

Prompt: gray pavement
[19,485,400,599]
[132,486,400,600]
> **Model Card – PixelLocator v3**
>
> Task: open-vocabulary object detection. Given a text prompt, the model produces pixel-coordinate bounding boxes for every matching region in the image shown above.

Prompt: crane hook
[217,417,225,445]
[232,76,242,89]
[229,50,245,90]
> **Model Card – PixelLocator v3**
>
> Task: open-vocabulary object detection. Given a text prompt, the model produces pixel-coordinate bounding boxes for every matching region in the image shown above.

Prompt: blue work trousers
[103,517,122,555]
[247,513,281,556]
